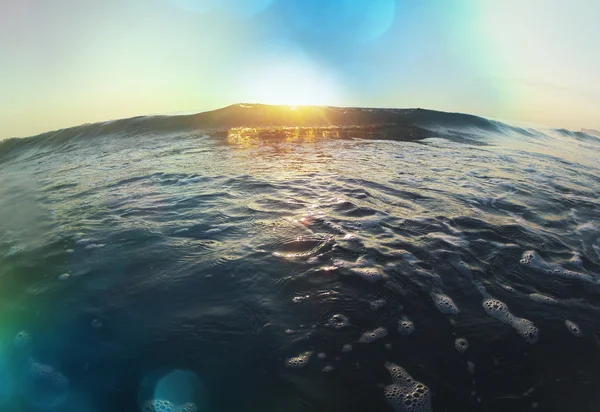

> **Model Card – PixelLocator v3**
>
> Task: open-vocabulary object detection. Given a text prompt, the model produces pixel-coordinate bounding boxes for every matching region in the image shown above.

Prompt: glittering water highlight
[1,105,600,411]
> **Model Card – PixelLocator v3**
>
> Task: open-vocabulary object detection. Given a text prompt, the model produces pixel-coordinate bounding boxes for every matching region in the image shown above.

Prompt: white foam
[23,359,70,409]
[568,253,584,269]
[511,318,540,344]
[322,365,335,373]
[396,249,419,264]
[565,320,582,337]
[430,292,460,316]
[520,251,595,283]
[358,327,388,343]
[428,233,469,248]
[285,351,313,368]
[398,318,415,337]
[325,314,350,330]
[143,400,198,412]
[529,293,558,305]
[341,344,353,353]
[352,267,385,283]
[58,273,71,281]
[370,298,387,311]
[13,330,31,349]
[317,352,327,360]
[384,362,432,412]
[482,299,513,324]
[455,338,469,353]
[355,255,373,267]
[482,298,539,343]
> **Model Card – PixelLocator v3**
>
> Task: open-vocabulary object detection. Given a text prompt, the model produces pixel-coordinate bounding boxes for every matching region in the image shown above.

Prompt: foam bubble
[285,351,313,368]
[512,318,539,344]
[322,365,335,373]
[565,320,582,337]
[13,330,31,349]
[358,327,388,343]
[430,292,460,316]
[352,267,385,283]
[396,249,419,264]
[398,319,415,337]
[143,400,198,412]
[548,267,594,283]
[448,256,472,279]
[355,255,373,267]
[341,344,353,353]
[519,251,544,267]
[482,298,539,343]
[58,273,71,281]
[502,285,517,293]
[370,298,387,311]
[529,293,558,305]
[482,299,512,324]
[91,319,103,329]
[317,352,327,360]
[385,343,392,350]
[325,314,350,330]
[22,359,70,409]
[384,362,432,412]
[429,233,469,248]
[467,361,475,375]
[520,251,595,283]
[455,338,469,353]
[568,253,584,268]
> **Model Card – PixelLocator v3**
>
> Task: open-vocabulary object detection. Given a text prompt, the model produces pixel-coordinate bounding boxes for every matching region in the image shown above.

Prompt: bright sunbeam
[239,43,342,106]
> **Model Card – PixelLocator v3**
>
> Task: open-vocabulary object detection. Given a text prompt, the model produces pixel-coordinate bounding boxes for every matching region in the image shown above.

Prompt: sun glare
[240,58,342,107]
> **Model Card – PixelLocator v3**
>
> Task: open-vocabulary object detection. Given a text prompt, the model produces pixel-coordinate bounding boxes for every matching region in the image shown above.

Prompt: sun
[240,57,342,107]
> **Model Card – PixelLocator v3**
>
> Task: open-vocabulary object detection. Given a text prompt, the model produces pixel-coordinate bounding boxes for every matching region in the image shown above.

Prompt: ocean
[1,105,600,411]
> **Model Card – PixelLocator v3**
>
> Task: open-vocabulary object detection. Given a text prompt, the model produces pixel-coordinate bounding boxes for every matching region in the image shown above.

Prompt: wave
[0,104,596,162]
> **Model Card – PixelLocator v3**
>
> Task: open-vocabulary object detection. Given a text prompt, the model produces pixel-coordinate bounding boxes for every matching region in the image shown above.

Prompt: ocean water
[1,106,600,412]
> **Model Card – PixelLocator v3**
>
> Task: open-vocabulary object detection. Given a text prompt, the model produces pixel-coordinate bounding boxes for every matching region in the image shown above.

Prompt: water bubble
[352,267,385,283]
[325,314,350,330]
[455,338,469,353]
[370,298,387,311]
[512,318,540,344]
[430,292,460,316]
[13,330,31,349]
[322,365,335,373]
[317,352,327,360]
[383,362,432,412]
[398,319,415,337]
[529,293,558,305]
[285,351,313,368]
[520,251,595,283]
[358,327,388,343]
[482,298,539,343]
[341,344,353,353]
[482,299,512,323]
[21,359,70,409]
[143,399,198,412]
[565,320,582,337]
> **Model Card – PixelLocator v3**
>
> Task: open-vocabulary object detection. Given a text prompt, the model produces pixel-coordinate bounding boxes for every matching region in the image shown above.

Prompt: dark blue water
[1,105,600,412]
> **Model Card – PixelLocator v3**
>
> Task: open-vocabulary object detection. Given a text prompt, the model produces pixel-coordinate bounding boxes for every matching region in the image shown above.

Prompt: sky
[1,0,599,138]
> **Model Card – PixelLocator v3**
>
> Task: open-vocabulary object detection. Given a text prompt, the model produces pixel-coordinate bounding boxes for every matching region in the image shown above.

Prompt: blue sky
[1,0,599,137]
